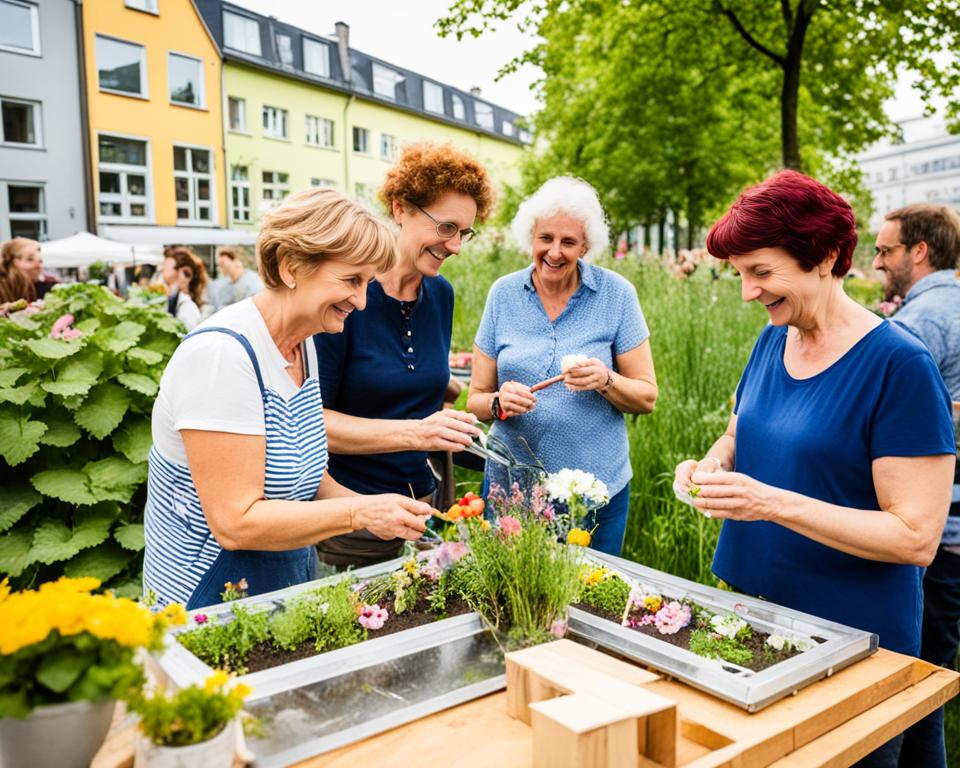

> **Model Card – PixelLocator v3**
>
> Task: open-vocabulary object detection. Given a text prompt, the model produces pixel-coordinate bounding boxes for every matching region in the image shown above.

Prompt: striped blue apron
[144,327,327,609]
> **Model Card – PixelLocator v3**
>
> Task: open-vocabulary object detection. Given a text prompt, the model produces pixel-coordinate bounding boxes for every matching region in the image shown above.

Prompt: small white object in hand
[561,354,589,372]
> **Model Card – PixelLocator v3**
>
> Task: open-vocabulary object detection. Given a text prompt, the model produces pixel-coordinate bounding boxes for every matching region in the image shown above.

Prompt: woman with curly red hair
[314,142,493,567]
[674,170,955,766]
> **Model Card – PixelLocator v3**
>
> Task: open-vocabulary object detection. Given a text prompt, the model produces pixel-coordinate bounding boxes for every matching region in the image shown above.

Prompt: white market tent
[99,225,257,246]
[41,232,162,268]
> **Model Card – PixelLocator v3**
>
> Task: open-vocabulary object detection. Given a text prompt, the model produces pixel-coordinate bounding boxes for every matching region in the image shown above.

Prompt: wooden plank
[769,668,959,768]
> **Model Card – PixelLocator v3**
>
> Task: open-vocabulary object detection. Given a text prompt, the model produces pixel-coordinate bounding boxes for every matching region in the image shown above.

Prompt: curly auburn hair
[378,142,496,221]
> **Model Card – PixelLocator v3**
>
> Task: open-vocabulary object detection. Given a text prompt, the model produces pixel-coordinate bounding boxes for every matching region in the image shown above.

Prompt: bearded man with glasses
[875,203,960,768]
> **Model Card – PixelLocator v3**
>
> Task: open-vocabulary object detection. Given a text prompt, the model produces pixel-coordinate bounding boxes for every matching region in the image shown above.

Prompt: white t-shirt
[152,298,319,466]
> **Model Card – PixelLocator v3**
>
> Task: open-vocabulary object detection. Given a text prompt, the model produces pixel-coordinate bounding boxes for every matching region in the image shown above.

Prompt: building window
[305,115,335,148]
[227,96,245,132]
[276,33,293,67]
[230,165,250,223]
[303,38,329,78]
[372,63,405,101]
[501,120,515,137]
[423,81,444,114]
[96,35,146,97]
[125,0,158,14]
[262,106,288,139]
[380,133,397,162]
[2,182,46,239]
[1,97,41,147]
[262,171,289,206]
[352,126,369,154]
[223,11,261,56]
[310,178,336,188]
[0,0,40,56]
[173,145,213,223]
[98,134,151,222]
[168,52,204,107]
[474,101,494,130]
[451,93,465,121]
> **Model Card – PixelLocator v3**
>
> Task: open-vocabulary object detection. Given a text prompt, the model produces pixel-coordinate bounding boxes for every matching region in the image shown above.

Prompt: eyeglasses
[412,203,476,243]
[874,242,907,258]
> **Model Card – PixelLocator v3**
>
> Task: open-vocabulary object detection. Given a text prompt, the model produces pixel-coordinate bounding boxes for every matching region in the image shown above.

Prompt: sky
[231,0,543,116]
[230,1,942,129]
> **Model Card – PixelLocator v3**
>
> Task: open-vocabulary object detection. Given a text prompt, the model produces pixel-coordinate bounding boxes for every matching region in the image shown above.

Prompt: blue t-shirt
[713,321,955,655]
[475,261,649,496]
[313,276,453,497]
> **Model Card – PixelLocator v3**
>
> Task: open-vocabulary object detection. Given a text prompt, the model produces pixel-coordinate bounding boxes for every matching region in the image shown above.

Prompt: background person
[0,237,38,304]
[314,142,493,568]
[674,171,955,768]
[169,248,207,331]
[211,248,264,311]
[466,176,658,555]
[874,203,960,768]
[144,188,433,609]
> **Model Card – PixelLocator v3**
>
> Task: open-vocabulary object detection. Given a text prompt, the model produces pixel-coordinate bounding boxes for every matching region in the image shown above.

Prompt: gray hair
[510,176,610,261]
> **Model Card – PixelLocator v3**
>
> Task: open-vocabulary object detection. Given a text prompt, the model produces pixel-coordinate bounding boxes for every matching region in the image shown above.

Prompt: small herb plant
[577,566,631,617]
[128,670,251,747]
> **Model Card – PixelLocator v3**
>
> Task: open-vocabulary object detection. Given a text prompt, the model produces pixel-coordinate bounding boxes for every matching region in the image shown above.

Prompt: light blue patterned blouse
[475,261,649,497]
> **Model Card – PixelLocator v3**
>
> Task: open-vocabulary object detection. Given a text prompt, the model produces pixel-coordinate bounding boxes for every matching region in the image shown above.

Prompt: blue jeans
[582,482,630,556]
[897,547,960,768]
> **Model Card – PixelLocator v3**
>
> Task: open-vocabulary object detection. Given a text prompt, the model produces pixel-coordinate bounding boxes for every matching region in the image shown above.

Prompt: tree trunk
[781,3,811,170]
[657,214,666,257]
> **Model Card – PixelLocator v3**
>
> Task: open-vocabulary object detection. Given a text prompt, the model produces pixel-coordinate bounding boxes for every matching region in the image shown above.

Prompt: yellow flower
[480,519,491,532]
[161,603,188,626]
[581,567,608,586]
[232,683,253,700]
[567,528,591,547]
[402,559,418,576]
[204,670,230,693]
[643,595,663,613]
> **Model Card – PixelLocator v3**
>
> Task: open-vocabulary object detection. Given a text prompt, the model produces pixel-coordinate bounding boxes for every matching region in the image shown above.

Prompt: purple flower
[194,613,208,624]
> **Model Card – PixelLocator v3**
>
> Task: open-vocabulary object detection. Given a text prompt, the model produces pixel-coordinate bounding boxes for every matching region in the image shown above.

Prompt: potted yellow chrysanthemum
[128,670,252,768]
[0,577,186,768]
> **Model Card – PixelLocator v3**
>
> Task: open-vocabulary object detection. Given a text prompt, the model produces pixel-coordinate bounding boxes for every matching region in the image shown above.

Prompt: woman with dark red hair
[674,170,955,765]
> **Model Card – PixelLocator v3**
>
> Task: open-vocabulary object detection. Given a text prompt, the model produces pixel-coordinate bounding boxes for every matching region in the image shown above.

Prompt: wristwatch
[490,393,503,420]
[598,370,614,395]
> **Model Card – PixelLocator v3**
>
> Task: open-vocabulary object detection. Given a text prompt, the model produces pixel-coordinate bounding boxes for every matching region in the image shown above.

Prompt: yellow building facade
[223,61,526,228]
[82,0,226,231]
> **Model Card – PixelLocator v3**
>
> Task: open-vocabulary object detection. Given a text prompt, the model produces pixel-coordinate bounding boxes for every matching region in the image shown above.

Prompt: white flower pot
[0,698,115,768]
[134,717,236,768]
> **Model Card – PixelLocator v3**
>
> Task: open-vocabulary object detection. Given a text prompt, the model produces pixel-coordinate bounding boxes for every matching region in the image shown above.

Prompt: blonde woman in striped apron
[144,189,434,609]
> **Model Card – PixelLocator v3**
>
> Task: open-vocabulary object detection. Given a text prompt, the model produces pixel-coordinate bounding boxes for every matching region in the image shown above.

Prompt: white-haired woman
[144,189,434,609]
[466,177,658,554]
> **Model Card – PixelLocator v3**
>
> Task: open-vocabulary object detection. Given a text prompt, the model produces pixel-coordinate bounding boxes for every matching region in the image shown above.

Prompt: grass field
[442,242,958,757]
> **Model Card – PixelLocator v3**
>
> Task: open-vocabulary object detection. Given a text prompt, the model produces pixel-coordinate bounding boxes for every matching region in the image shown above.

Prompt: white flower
[765,634,788,651]
[319,602,329,615]
[544,468,609,506]
[561,354,589,372]
[710,613,747,639]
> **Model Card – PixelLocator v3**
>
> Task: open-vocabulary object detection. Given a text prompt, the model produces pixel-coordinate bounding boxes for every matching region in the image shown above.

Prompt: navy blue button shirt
[713,321,955,655]
[313,276,453,498]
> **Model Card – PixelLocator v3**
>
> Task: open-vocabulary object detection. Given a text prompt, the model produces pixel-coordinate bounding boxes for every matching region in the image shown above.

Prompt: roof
[194,0,531,145]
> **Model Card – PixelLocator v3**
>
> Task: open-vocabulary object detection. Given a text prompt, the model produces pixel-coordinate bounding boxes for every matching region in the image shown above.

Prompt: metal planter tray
[151,556,506,764]
[569,550,878,712]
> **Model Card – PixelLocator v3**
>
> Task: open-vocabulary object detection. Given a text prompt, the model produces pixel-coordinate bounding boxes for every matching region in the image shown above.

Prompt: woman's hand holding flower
[690,470,781,522]
[498,380,537,416]
[563,357,610,392]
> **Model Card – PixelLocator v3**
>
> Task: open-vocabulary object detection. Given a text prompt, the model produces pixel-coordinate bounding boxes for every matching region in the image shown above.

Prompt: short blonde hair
[257,188,396,288]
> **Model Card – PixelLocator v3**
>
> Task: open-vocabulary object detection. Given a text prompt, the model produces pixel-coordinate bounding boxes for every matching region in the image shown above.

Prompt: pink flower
[194,613,208,624]
[61,328,83,340]
[653,601,692,635]
[550,618,568,639]
[358,603,389,630]
[498,515,521,537]
[418,541,469,581]
[50,313,78,340]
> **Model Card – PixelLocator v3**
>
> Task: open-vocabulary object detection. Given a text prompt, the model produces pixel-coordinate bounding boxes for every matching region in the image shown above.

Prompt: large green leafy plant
[0,284,182,594]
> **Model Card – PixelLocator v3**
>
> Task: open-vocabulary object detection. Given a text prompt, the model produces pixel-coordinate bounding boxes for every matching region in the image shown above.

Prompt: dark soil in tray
[243,594,473,674]
[572,601,801,673]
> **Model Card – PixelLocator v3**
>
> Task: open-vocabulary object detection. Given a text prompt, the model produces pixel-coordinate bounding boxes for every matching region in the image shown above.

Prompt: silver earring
[286,281,296,290]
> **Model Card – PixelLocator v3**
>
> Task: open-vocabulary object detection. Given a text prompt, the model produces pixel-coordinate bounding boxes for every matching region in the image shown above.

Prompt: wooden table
[94,646,957,768]
[297,649,958,768]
